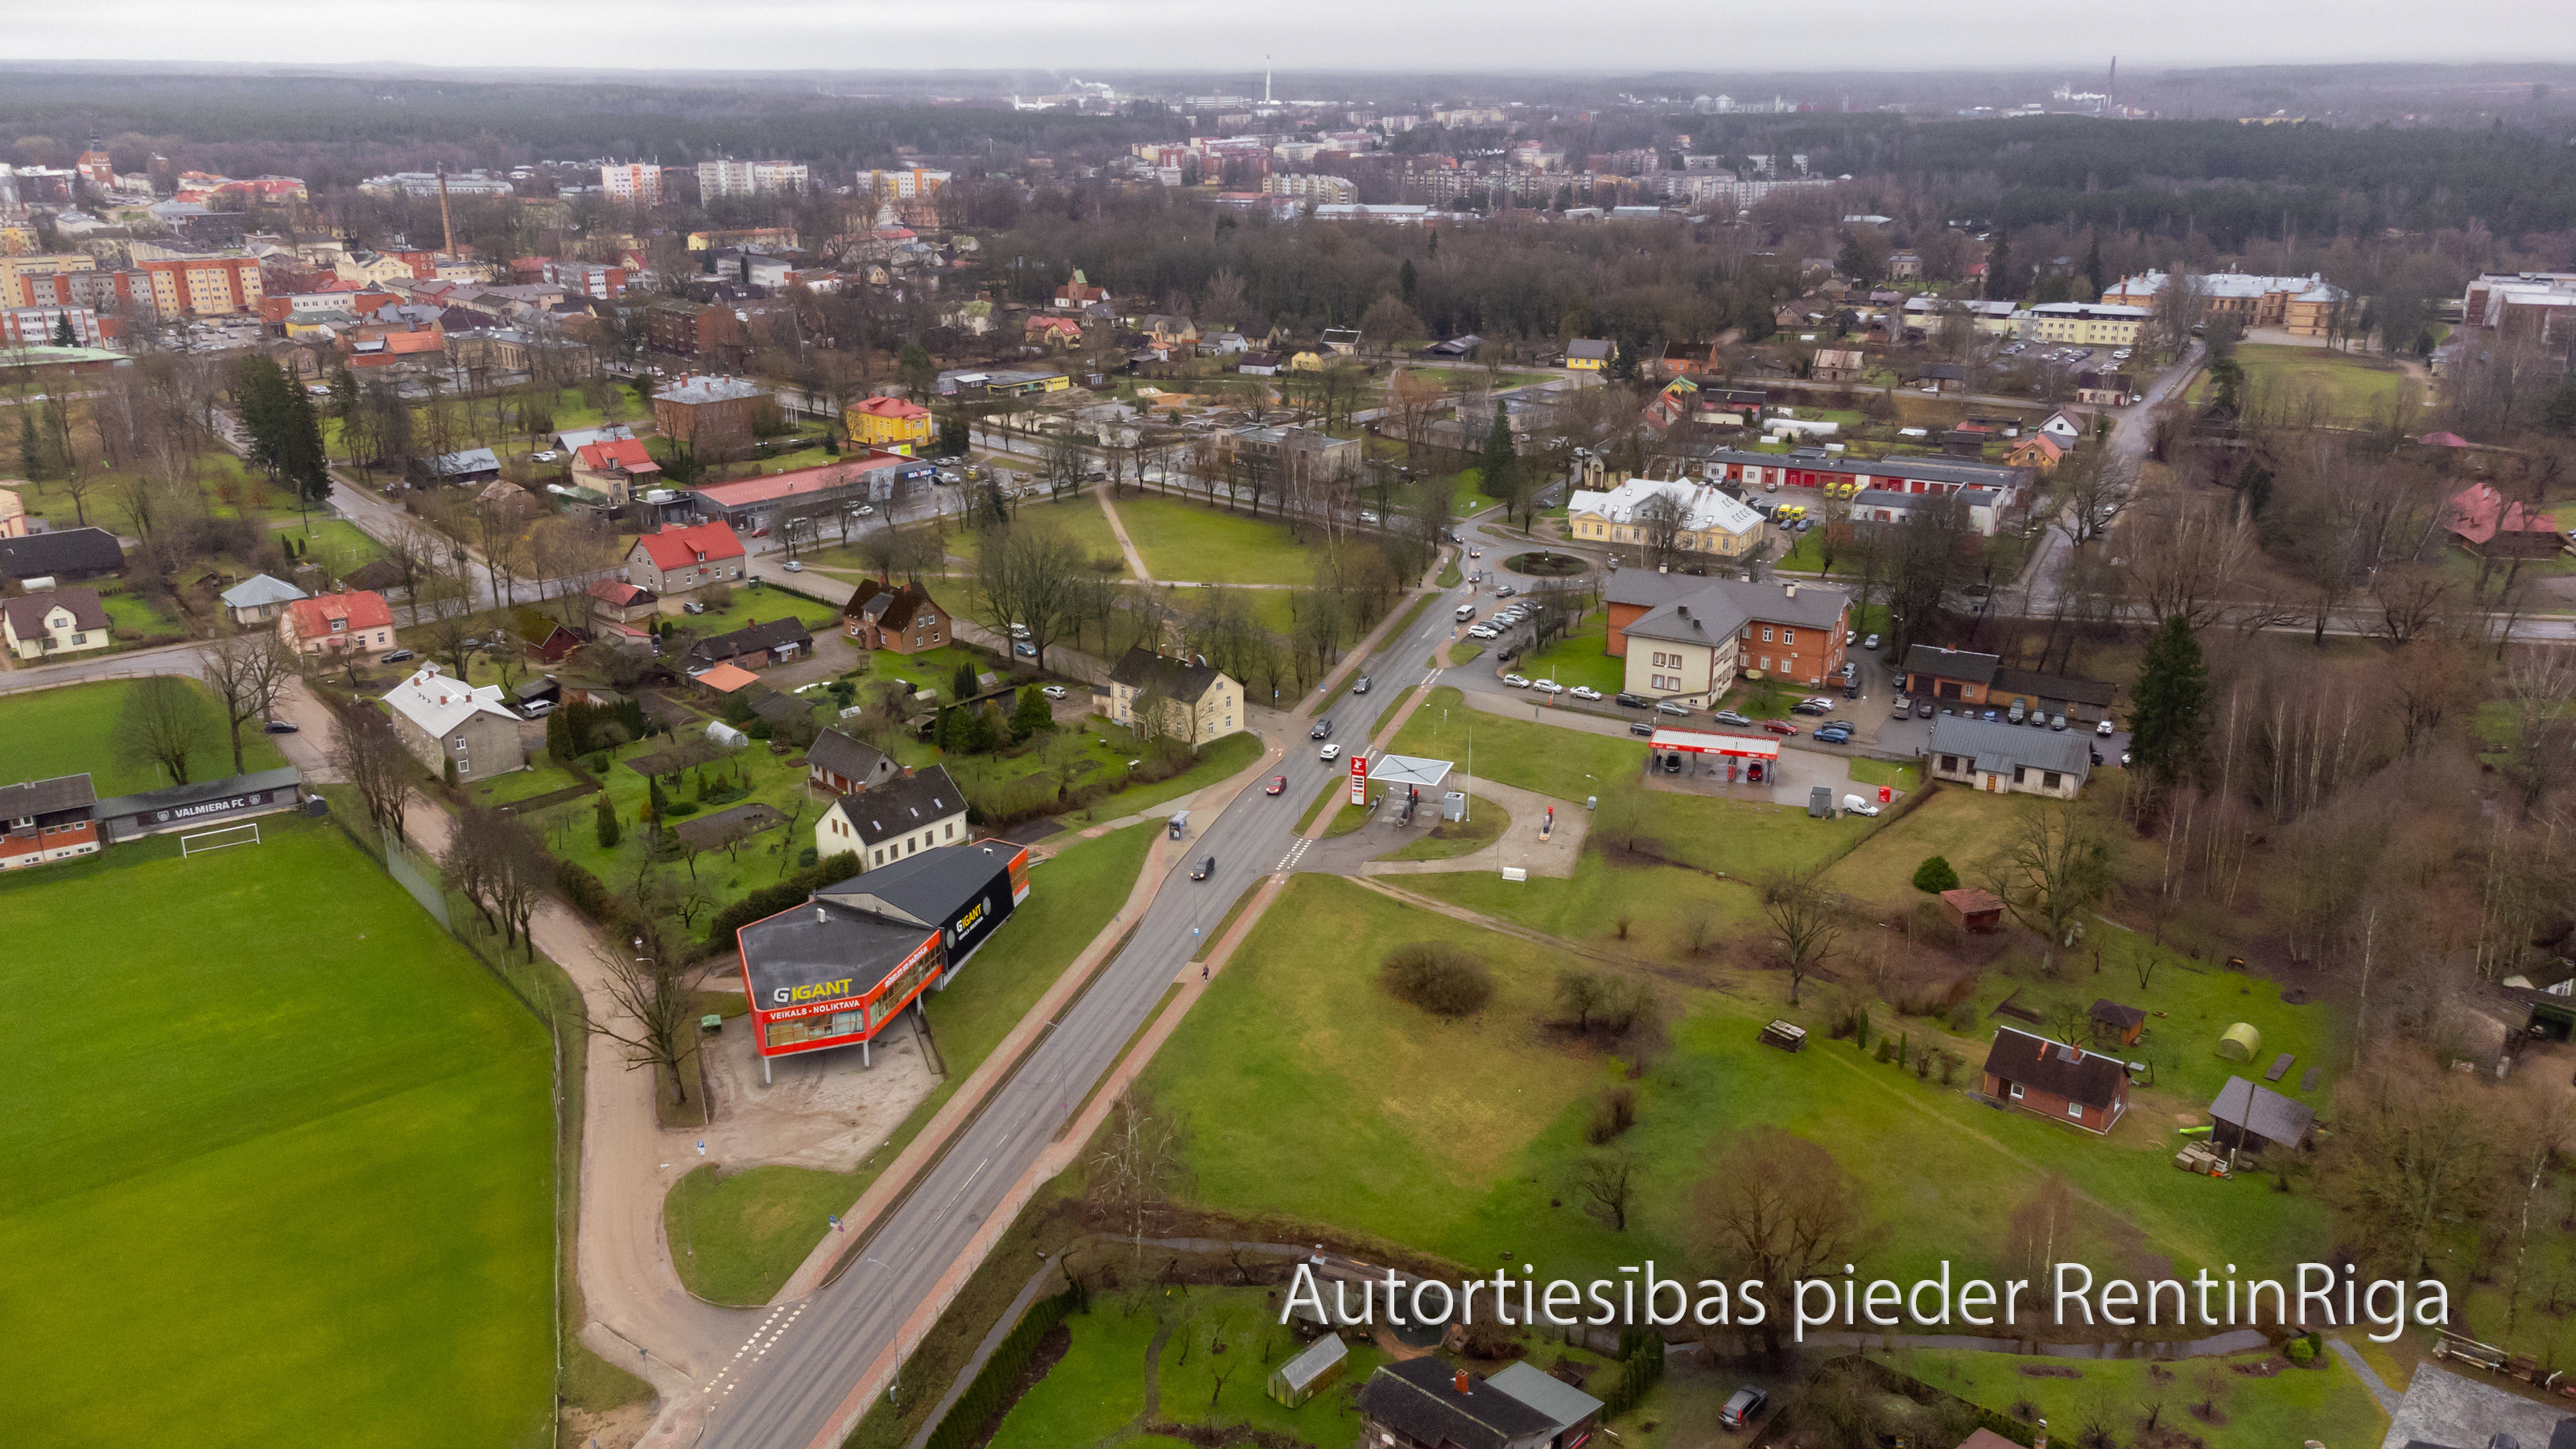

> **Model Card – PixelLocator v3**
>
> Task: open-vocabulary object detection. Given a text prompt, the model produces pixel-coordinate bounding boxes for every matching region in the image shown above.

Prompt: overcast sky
[11,1,2576,75]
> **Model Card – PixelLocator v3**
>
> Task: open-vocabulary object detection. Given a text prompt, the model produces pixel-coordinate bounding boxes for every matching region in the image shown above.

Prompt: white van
[1455,604,1478,622]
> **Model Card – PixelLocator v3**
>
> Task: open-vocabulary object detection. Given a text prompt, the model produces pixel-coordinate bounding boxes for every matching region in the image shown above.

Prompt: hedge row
[923,1278,1089,1449]
[1597,1327,1666,1420]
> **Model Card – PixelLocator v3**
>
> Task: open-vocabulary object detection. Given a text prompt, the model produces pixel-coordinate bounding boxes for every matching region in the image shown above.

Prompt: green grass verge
[1847,758,1923,791]
[1516,612,1623,697]
[1294,773,1346,832]
[1059,730,1265,828]
[2,815,555,1447]
[0,678,291,795]
[665,823,1157,1304]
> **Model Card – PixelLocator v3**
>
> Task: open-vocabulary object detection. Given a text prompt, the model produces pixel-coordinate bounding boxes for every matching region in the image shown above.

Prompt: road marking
[939,1156,993,1219]
[1276,839,1313,872]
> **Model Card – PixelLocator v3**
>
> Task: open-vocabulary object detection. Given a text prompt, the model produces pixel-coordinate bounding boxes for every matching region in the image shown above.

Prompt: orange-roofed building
[2447,482,2566,559]
[625,521,746,599]
[571,436,663,502]
[694,662,761,694]
[844,395,934,451]
[277,590,397,655]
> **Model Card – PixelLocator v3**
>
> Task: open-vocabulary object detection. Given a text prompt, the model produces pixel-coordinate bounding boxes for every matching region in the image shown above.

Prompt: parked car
[1014,642,1037,658]
[1863,633,1881,650]
[1846,629,1857,645]
[854,504,875,517]
[2091,749,2105,766]
[1041,685,1067,700]
[1892,695,1912,716]
[1468,625,1498,639]
[1563,685,1600,701]
[1503,674,1532,688]
[783,560,804,572]
[1615,692,1649,708]
[1495,584,1517,597]
[1719,1385,1769,1429]
[1814,727,1851,745]
[1981,708,1997,723]
[1311,719,1333,740]
[1761,720,1800,736]
[1009,622,1031,638]
[2096,717,2116,737]
[1790,700,1831,716]
[1629,720,1656,737]
[380,649,415,663]
[1531,679,1566,695]
[2120,749,2132,767]
[1714,709,1753,725]
[682,601,707,615]
[1265,775,1286,795]
[2050,713,2069,730]
[1662,753,1683,774]
[531,449,559,463]
[1357,510,1380,525]
[262,718,300,733]
[1191,854,1216,881]
[1656,700,1692,716]
[1841,795,1880,817]
[1915,700,1934,719]
[2008,702,2026,724]
[1319,742,1344,761]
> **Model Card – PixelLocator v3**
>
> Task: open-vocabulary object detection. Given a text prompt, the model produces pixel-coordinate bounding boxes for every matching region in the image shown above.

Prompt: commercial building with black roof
[735,836,1032,1071]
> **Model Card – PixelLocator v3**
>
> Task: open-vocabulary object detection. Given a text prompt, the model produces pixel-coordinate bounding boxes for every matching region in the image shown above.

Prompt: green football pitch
[0,815,558,1447]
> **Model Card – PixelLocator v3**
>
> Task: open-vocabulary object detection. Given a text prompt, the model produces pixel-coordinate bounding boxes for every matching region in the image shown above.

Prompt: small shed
[1941,887,2005,934]
[2215,1022,2262,1063]
[1266,1332,1348,1408]
[2090,998,2147,1047]
[2210,1075,2317,1154]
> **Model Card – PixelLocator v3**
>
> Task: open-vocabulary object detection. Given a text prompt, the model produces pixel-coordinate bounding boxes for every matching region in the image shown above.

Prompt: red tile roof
[2449,482,2558,546]
[576,437,658,473]
[850,396,931,421]
[634,522,745,570]
[283,590,394,638]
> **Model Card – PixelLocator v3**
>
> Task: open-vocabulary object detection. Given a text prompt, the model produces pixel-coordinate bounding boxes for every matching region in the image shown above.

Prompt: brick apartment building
[654,374,772,456]
[646,299,746,364]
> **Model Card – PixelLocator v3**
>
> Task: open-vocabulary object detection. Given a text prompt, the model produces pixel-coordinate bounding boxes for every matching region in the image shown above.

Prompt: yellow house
[845,395,935,451]
[2015,303,2148,348]
[1288,350,1328,372]
[1565,338,1616,371]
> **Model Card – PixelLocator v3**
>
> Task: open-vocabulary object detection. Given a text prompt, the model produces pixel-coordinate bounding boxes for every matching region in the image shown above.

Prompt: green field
[1516,613,1624,696]
[0,679,291,795]
[0,815,556,1447]
[667,822,1158,1304]
[1905,1346,2388,1449]
[2199,345,2412,426]
[1113,493,1317,586]
[1141,873,2329,1296]
[985,1290,1387,1449]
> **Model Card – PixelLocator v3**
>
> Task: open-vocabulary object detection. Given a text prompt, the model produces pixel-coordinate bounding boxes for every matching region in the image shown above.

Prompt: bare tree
[1090,1092,1187,1263]
[331,701,418,839]
[1575,1150,1639,1231]
[1760,865,1842,1005]
[1696,1126,1878,1358]
[591,925,697,1105]
[2317,1051,2508,1278]
[1984,798,2113,948]
[113,675,217,786]
[199,632,299,776]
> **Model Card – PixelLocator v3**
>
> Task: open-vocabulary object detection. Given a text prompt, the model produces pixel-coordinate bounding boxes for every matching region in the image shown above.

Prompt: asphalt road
[697,568,1464,1449]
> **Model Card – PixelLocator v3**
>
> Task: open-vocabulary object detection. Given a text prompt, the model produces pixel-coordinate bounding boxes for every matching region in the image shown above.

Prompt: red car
[1265,775,1286,795]
[1761,719,1800,737]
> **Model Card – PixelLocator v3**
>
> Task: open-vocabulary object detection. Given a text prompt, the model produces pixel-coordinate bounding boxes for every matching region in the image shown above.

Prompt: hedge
[923,1278,1088,1449]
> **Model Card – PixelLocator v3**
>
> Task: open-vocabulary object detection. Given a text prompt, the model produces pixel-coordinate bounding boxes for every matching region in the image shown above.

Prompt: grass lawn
[465,761,592,806]
[1517,613,1624,696]
[0,679,290,795]
[279,516,387,576]
[1114,493,1317,586]
[1393,687,1644,801]
[92,580,192,645]
[1905,1346,2388,1449]
[1143,873,2330,1298]
[666,823,1158,1304]
[1,815,555,1447]
[1059,730,1265,828]
[1847,758,1923,791]
[2225,345,2411,426]
[986,1290,1387,1449]
[666,584,845,640]
[1385,794,1505,859]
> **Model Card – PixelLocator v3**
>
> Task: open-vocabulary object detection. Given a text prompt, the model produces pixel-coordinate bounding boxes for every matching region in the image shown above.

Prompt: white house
[815,765,968,871]
[381,663,526,783]
[1565,478,1768,563]
[2,589,113,661]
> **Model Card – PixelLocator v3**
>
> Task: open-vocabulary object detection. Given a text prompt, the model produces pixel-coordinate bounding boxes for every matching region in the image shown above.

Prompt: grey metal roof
[91,766,303,823]
[0,772,97,819]
[0,526,125,580]
[1486,1362,1604,1431]
[1926,714,2092,778]
[1905,645,1999,686]
[219,572,308,609]
[1604,568,1851,634]
[806,729,893,786]
[2211,1075,2316,1146]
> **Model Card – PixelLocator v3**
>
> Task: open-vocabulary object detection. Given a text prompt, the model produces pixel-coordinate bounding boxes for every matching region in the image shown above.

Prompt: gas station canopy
[1368,753,1456,790]
[1648,728,1780,760]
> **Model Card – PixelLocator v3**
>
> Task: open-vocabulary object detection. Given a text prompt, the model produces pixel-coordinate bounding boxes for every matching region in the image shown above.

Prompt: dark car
[1790,700,1831,716]
[1914,700,1934,719]
[1191,854,1216,881]
[1719,1385,1769,1429]
[1310,719,1332,740]
[1662,752,1683,774]
[1814,728,1852,745]
[380,649,415,663]
[1615,692,1649,708]
[2091,749,2105,766]
[262,719,299,733]
[1353,675,1371,695]
[1629,720,1656,737]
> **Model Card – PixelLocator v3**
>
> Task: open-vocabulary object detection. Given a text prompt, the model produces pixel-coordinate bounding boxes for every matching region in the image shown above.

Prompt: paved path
[2326,1336,2404,1414]
[1347,774,1587,879]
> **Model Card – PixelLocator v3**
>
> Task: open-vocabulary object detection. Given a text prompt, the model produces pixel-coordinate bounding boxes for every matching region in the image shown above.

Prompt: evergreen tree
[1479,402,1516,500]
[645,776,668,823]
[1836,233,1869,283]
[2545,379,2576,438]
[898,342,935,399]
[938,407,972,456]
[2129,615,2211,788]
[2083,233,2105,298]
[49,312,76,347]
[1398,257,1418,305]
[19,410,53,481]
[1983,229,2014,303]
[1009,685,1053,742]
[278,382,333,520]
[952,660,980,703]
[594,790,621,849]
[2243,464,2275,517]
[234,354,295,483]
[1911,856,1960,894]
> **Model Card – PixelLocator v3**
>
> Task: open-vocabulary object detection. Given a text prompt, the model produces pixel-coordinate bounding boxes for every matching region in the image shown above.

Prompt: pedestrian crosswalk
[1275,838,1313,873]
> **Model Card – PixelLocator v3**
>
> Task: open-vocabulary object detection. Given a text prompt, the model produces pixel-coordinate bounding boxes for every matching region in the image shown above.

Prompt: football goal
[180,823,262,857]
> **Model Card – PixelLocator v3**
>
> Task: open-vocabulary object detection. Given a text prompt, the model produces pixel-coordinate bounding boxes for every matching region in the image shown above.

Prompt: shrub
[2287,1335,2319,1367]
[663,800,700,818]
[704,881,810,945]
[1913,855,1961,894]
[1381,941,1492,1017]
[593,791,621,849]
[798,846,819,867]
[558,861,613,919]
[1587,1087,1638,1145]
[1909,898,1963,949]
[1874,1038,1897,1063]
